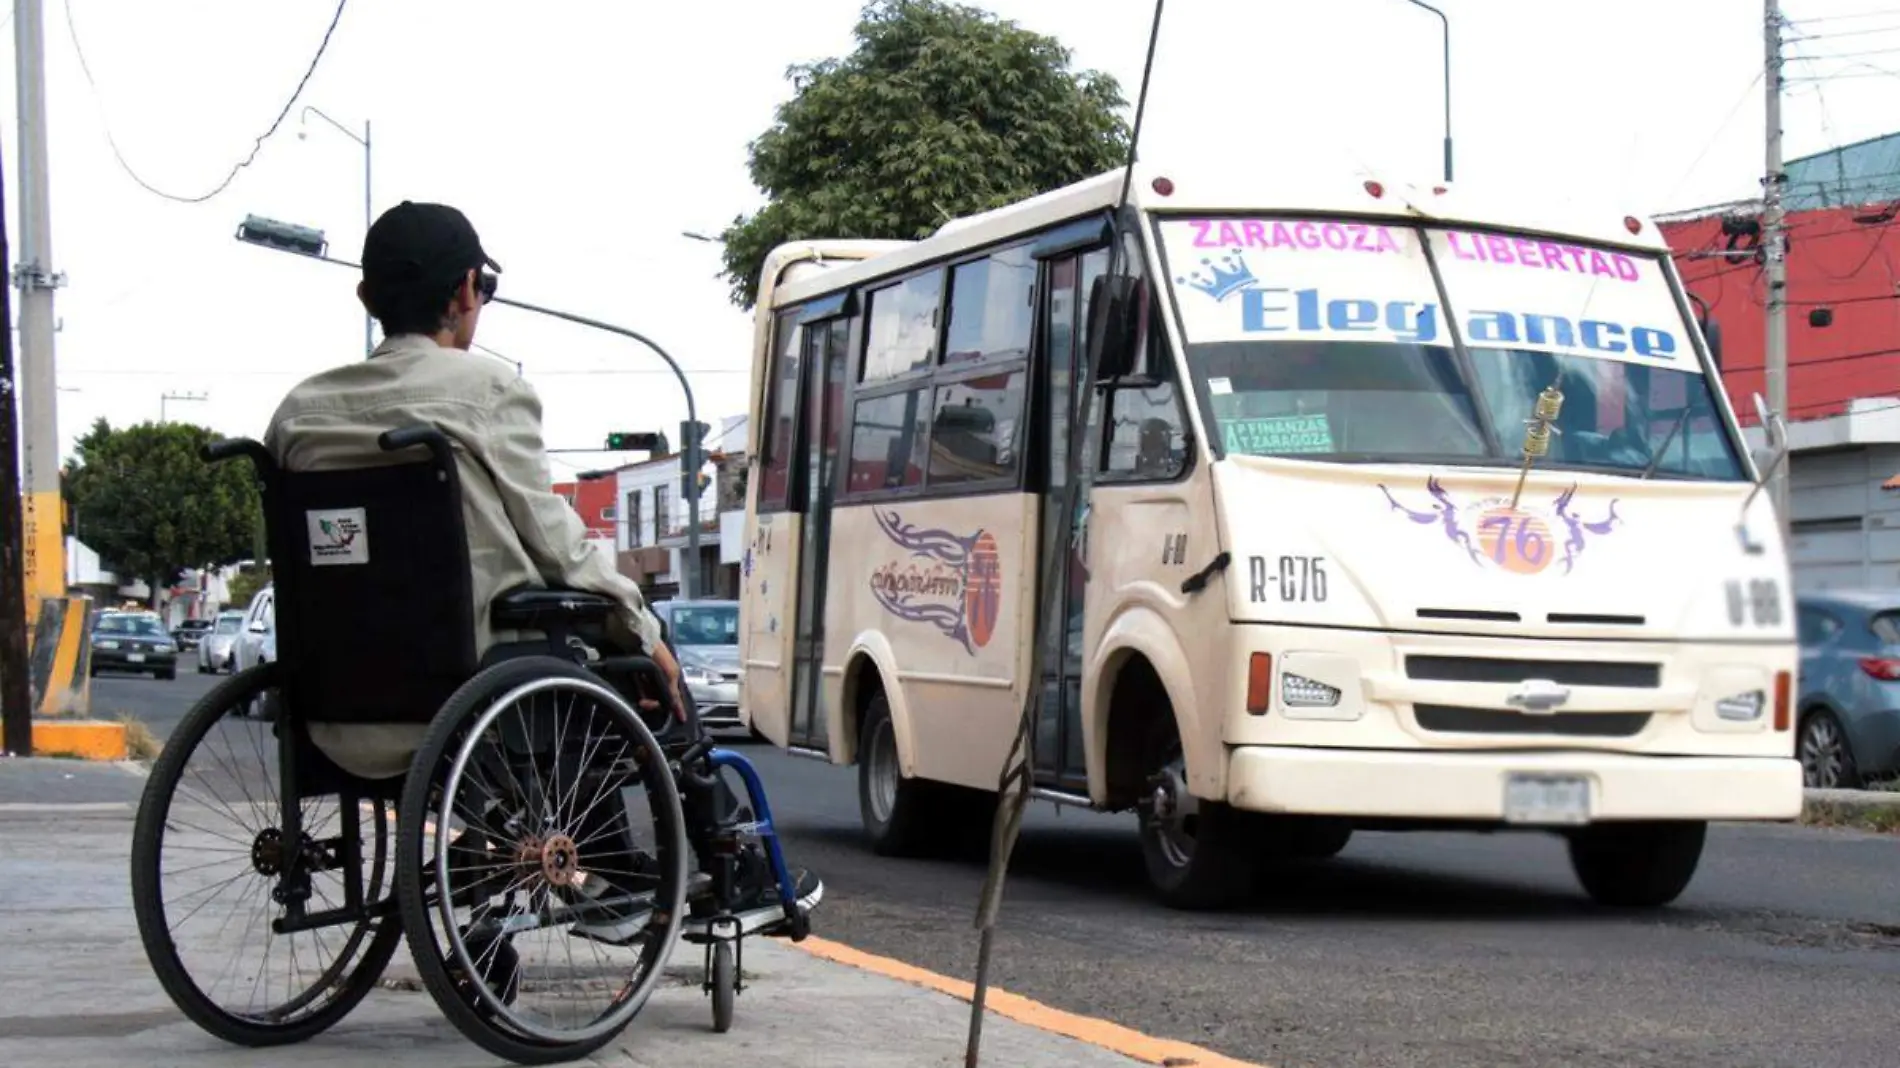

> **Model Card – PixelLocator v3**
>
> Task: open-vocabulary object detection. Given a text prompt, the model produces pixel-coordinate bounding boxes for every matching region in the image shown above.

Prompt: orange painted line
[785,934,1267,1068]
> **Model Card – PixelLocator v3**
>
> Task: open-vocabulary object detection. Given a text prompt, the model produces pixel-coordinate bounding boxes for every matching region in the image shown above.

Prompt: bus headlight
[1281,673,1342,708]
[1715,690,1766,722]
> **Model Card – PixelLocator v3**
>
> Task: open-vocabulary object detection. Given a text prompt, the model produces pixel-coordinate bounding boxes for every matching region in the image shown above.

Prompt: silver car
[654,599,741,731]
[196,610,247,674]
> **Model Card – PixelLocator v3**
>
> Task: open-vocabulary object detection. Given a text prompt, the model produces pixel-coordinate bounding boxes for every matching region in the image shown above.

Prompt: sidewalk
[0,803,1174,1068]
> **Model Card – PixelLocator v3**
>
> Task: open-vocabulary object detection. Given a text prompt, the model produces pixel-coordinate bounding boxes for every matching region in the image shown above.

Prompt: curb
[28,720,128,761]
[1800,786,1900,833]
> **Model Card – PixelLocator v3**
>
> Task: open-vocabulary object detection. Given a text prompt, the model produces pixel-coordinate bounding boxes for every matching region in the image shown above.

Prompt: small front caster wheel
[710,941,735,1033]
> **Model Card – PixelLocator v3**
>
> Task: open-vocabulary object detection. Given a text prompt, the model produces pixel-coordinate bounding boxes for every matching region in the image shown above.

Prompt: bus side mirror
[1086,274,1143,382]
[1702,317,1723,371]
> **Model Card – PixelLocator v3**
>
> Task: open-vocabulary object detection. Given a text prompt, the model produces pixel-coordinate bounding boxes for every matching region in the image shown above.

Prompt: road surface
[23,672,1900,1068]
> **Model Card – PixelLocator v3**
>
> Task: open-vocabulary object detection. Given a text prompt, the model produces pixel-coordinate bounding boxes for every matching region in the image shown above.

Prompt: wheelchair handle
[377,425,455,468]
[199,438,277,475]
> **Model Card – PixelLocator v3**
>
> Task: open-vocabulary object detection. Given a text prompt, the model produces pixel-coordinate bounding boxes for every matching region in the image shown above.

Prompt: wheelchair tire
[394,655,692,1065]
[710,941,735,1034]
[131,663,403,1046]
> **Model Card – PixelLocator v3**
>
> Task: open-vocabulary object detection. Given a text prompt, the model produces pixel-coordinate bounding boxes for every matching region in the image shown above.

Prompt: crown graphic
[1175,249,1256,302]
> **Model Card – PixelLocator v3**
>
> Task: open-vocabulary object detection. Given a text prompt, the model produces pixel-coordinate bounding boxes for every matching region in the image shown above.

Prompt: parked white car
[195,610,247,674]
[234,585,276,674]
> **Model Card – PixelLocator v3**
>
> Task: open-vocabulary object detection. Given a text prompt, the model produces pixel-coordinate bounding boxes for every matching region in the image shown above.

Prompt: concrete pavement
[0,804,1237,1068]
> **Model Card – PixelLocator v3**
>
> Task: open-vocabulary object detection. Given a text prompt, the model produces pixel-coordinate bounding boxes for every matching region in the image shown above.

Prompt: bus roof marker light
[1364,180,1385,198]
[1151,176,1174,196]
[1624,215,1643,235]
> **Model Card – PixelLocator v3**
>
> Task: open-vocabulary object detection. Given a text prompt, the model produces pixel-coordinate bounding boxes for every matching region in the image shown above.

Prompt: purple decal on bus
[870,510,1002,654]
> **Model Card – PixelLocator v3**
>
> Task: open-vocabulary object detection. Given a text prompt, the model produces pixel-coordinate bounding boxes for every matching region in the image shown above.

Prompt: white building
[1746,399,1900,592]
[611,413,745,600]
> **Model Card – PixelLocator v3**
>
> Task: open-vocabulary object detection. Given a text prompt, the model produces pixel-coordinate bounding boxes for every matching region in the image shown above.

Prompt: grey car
[1796,589,1900,788]
[653,599,742,732]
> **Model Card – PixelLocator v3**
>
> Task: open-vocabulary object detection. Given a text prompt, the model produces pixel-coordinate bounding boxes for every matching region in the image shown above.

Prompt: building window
[625,491,642,548]
[654,484,672,539]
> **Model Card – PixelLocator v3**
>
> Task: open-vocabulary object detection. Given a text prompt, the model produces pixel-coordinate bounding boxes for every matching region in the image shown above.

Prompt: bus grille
[1414,705,1651,737]
[1404,656,1660,689]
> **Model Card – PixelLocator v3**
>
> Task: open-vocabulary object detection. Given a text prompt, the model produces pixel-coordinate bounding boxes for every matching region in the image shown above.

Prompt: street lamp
[681,231,721,244]
[1398,0,1453,183]
[160,390,207,424]
[298,105,373,357]
[233,236,712,600]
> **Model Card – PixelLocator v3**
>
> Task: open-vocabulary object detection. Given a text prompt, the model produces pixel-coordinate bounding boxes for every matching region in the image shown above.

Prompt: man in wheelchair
[261,202,816,966]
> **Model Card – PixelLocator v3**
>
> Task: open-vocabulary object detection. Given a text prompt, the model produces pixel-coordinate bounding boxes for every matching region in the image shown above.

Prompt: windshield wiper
[1640,407,1696,480]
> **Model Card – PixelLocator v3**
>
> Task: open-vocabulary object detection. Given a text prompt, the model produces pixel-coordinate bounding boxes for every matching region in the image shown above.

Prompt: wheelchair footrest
[679,875,824,944]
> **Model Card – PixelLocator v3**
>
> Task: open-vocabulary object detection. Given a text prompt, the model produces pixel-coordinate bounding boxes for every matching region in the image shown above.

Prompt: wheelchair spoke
[416,671,687,1050]
[135,672,398,1040]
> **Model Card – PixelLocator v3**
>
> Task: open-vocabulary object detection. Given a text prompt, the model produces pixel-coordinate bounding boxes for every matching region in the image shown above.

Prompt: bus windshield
[1155,216,1746,481]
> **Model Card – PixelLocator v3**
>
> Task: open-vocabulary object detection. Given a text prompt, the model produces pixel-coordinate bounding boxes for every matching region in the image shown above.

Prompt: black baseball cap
[360,200,501,302]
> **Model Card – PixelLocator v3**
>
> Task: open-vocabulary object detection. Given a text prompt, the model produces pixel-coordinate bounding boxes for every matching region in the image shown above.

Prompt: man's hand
[649,639,689,724]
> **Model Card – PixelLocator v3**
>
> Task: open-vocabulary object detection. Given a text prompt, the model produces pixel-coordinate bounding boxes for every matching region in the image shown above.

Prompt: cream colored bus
[737,163,1802,910]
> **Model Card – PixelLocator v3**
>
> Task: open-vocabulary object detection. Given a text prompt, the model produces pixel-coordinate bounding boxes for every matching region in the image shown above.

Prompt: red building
[552,474,619,544]
[1657,130,1900,589]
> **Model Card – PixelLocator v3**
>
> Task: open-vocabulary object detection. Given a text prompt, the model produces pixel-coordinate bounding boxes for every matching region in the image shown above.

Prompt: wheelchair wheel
[709,941,735,1034]
[130,663,402,1046]
[395,655,690,1065]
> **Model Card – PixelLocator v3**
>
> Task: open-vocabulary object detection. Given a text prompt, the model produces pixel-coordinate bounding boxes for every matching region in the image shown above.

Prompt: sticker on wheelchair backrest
[306,508,369,566]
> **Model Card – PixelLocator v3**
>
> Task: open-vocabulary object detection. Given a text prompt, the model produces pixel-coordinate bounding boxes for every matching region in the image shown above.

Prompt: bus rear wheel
[1136,720,1257,910]
[1566,820,1706,908]
[858,692,934,856]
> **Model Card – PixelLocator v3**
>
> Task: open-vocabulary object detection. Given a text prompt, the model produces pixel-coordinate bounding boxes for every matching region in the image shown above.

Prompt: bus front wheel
[1566,819,1706,908]
[1136,721,1257,910]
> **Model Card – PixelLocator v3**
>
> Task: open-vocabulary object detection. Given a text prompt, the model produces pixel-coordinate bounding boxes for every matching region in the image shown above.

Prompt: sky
[3,0,1897,482]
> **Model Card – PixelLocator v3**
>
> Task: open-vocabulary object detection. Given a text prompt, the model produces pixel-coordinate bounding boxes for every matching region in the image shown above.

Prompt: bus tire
[1261,816,1353,862]
[858,692,933,857]
[1136,718,1257,910]
[1567,820,1706,908]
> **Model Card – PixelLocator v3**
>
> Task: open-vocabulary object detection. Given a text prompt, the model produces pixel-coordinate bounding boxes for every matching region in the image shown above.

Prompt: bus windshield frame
[1149,212,1748,483]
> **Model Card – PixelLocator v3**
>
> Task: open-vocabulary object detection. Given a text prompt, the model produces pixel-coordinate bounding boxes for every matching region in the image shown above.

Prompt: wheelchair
[128,426,820,1065]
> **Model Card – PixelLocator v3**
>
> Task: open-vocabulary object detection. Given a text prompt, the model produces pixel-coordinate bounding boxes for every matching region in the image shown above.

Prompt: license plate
[127,653,146,663]
[1503,774,1591,825]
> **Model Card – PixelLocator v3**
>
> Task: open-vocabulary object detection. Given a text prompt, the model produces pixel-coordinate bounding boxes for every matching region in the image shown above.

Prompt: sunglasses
[476,270,499,304]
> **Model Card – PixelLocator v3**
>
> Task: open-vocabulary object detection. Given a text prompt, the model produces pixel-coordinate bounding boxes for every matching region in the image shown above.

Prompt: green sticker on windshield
[1223,415,1333,455]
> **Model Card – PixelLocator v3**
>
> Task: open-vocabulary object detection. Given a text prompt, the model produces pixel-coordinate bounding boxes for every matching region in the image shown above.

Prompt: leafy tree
[226,564,272,611]
[64,418,262,601]
[717,0,1130,307]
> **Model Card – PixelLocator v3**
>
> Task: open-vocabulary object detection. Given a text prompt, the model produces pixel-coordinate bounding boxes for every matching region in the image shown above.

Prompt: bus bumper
[1225,746,1804,823]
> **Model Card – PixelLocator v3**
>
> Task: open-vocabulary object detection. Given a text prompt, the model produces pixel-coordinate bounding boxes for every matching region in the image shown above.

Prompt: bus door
[787,314,851,750]
[1034,247,1110,791]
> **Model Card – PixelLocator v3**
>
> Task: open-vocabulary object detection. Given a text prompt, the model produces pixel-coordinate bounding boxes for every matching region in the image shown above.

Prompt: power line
[52,366,748,378]
[62,0,351,204]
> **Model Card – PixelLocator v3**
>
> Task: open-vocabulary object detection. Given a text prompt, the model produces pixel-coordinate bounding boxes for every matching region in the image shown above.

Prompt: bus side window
[759,309,803,512]
[1097,238,1188,481]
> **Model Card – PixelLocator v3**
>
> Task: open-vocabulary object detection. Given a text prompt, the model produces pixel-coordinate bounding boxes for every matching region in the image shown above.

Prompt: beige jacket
[263,333,663,777]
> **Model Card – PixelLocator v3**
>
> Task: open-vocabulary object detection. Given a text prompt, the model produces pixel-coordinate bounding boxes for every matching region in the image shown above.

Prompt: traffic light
[235,214,328,257]
[604,431,668,454]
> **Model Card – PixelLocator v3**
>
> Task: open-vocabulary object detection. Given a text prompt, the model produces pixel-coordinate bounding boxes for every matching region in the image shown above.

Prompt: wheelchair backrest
[264,438,478,725]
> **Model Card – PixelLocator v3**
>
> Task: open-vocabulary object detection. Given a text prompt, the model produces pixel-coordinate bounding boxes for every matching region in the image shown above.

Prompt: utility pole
[1763,0,1791,542]
[0,136,31,755]
[12,0,63,632]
